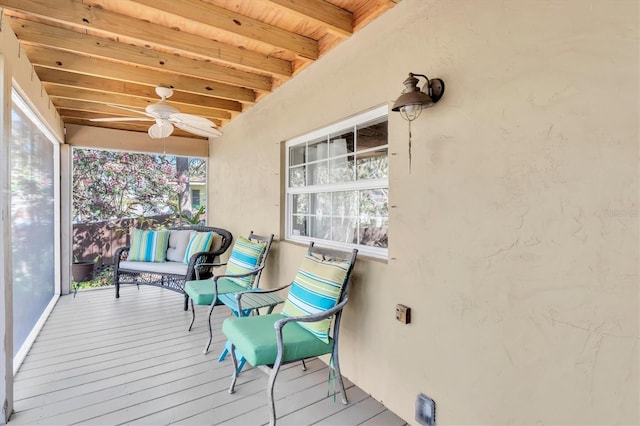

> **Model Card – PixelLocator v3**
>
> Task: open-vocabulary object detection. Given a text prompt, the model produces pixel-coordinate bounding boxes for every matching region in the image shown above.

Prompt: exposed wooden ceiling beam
[22,44,256,103]
[10,17,272,92]
[132,0,319,60]
[351,0,399,30]
[265,0,353,38]
[1,0,293,78]
[35,67,242,113]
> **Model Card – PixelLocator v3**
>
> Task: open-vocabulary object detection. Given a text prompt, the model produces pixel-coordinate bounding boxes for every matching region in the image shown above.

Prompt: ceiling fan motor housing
[146,102,180,118]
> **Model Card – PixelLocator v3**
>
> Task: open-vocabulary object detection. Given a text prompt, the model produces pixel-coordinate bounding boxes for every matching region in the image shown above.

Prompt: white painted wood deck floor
[10,286,406,426]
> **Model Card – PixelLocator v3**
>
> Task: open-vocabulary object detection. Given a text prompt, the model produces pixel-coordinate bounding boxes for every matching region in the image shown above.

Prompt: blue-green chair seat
[222,314,333,367]
[184,277,247,306]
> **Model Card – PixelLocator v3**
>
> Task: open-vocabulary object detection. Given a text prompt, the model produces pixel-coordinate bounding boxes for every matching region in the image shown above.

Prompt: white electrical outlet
[416,393,435,426]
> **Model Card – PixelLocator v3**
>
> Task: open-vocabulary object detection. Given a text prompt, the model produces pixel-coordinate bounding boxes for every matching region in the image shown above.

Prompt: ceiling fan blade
[106,104,155,118]
[170,113,223,137]
[90,117,155,122]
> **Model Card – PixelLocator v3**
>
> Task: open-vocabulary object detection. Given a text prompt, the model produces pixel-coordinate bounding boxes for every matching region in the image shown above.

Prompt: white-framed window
[285,105,388,258]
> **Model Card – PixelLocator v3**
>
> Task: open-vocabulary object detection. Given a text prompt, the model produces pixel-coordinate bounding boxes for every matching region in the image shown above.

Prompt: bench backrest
[169,226,233,281]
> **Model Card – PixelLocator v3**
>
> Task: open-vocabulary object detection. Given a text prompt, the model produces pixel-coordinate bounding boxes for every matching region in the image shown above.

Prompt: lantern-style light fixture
[392,73,445,121]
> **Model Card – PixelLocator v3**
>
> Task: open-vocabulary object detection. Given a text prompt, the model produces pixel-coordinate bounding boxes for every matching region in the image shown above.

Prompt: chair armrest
[194,262,227,279]
[233,281,292,301]
[270,298,349,366]
[232,282,292,314]
[187,251,224,280]
[195,262,227,269]
[274,298,348,330]
[206,265,272,309]
[213,264,267,284]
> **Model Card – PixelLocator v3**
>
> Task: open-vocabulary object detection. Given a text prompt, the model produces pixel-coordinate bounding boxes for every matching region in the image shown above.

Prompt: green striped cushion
[128,229,169,262]
[225,236,267,287]
[281,254,351,343]
[183,231,215,264]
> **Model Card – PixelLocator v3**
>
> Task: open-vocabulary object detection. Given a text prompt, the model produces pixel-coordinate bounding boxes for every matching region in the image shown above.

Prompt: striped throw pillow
[225,236,267,287]
[183,231,215,264]
[281,254,351,343]
[128,229,170,263]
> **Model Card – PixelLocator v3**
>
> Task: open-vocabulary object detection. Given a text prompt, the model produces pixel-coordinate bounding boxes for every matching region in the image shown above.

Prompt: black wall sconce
[392,72,445,170]
[392,73,445,121]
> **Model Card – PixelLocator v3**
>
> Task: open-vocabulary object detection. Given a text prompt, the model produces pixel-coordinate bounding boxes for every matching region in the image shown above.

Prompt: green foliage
[72,149,207,223]
[72,267,113,291]
[180,205,206,225]
[73,149,174,222]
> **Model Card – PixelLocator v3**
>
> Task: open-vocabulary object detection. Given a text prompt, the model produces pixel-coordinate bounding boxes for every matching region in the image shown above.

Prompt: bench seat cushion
[119,260,188,276]
[222,313,334,367]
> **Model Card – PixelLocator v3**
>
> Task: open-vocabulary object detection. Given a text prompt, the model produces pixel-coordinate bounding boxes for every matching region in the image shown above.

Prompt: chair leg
[188,299,196,331]
[228,343,239,394]
[268,354,284,426]
[183,294,189,311]
[332,346,348,405]
[203,302,215,354]
[301,359,307,371]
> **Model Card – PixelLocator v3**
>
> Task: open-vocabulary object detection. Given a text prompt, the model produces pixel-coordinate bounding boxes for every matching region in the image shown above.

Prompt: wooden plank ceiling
[0,0,399,139]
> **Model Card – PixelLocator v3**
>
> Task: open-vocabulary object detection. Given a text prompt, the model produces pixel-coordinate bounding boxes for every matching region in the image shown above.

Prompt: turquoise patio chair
[184,231,274,353]
[221,242,358,426]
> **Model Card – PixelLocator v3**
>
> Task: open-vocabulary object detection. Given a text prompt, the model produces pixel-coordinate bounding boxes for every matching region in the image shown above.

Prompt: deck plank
[10,286,404,425]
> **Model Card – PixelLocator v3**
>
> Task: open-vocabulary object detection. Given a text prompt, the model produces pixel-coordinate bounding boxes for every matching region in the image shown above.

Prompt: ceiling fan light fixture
[148,120,174,139]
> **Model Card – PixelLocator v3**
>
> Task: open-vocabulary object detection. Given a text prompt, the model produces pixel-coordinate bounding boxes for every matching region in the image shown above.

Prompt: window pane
[289,165,306,187]
[291,215,308,237]
[309,161,329,185]
[11,95,56,357]
[310,192,332,216]
[357,148,389,180]
[360,188,389,220]
[358,218,389,248]
[289,144,306,166]
[357,117,388,151]
[308,137,328,162]
[329,154,355,184]
[331,190,358,216]
[331,217,358,244]
[292,193,309,214]
[310,216,331,239]
[329,130,354,156]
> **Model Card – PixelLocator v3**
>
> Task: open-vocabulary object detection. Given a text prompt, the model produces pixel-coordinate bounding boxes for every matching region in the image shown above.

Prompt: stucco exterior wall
[208,1,639,424]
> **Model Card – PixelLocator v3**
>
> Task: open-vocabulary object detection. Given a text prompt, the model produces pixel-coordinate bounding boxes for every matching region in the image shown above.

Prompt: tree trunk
[176,157,191,215]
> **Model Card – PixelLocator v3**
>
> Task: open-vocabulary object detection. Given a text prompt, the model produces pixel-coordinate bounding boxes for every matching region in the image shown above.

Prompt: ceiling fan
[90,86,223,139]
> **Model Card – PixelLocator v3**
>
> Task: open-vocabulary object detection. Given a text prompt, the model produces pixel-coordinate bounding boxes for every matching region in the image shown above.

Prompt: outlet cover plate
[395,304,411,324]
[416,393,435,426]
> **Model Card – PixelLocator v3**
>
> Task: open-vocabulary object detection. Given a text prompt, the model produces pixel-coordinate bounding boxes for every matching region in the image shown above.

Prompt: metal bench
[113,225,233,310]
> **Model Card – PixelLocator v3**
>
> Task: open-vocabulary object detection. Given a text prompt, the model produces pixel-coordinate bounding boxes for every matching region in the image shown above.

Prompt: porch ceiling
[0,0,399,139]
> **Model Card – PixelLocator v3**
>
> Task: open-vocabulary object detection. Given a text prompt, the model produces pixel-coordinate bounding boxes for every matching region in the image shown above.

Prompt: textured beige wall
[208,1,639,424]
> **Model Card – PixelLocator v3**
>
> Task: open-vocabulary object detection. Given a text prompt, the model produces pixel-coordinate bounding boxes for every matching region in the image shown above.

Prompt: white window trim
[285,105,389,259]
